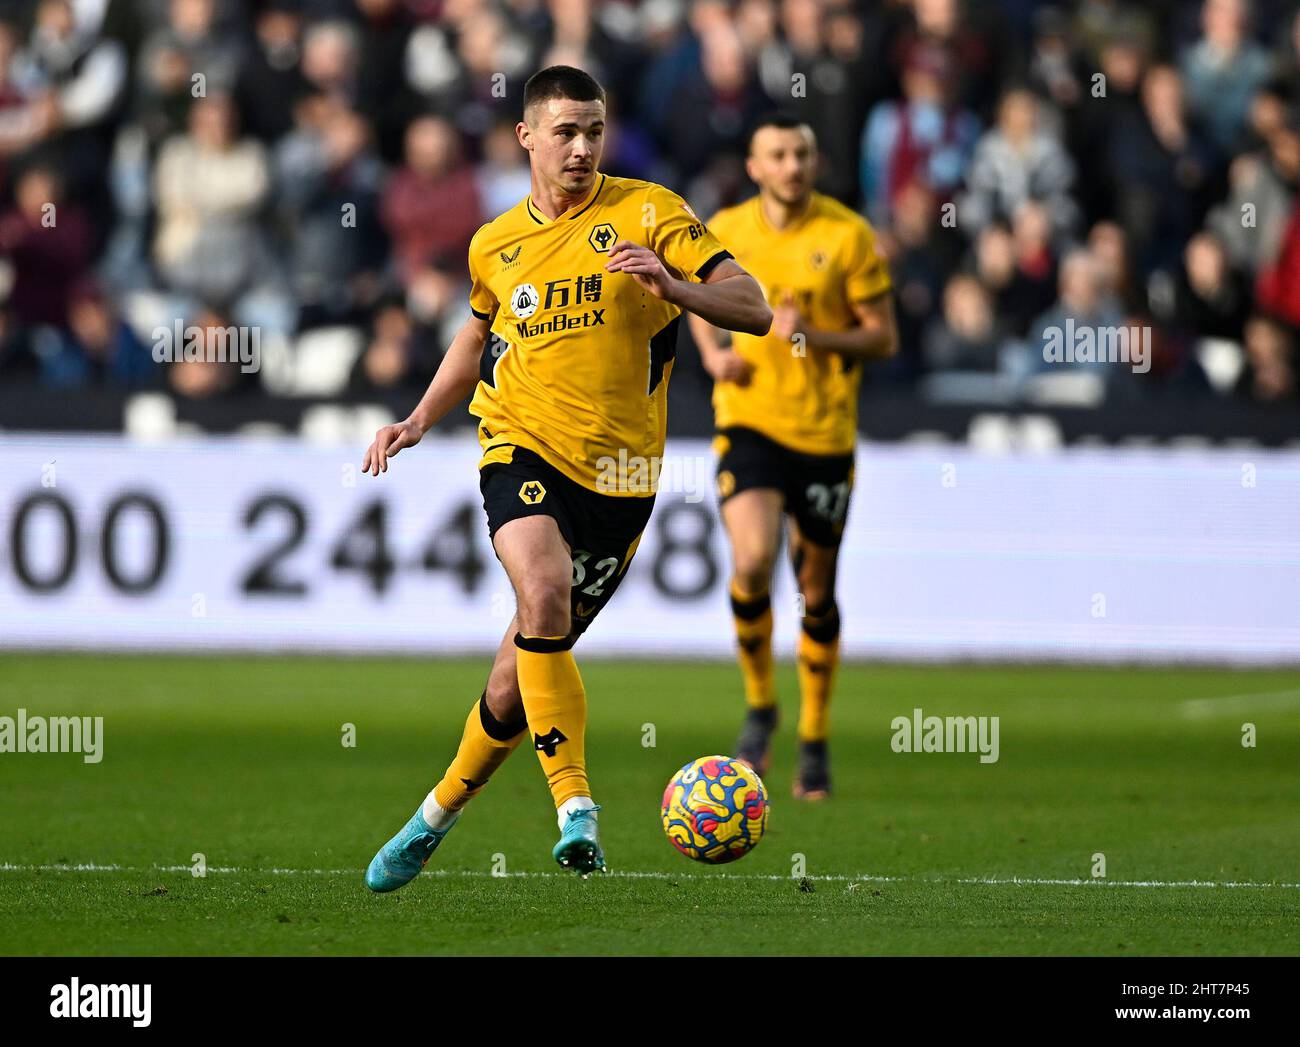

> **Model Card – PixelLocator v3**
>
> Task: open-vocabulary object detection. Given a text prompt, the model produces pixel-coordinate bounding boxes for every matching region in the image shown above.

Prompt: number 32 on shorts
[571,550,619,596]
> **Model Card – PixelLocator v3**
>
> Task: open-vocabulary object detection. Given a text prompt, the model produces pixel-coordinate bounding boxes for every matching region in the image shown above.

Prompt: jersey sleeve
[467,231,497,320]
[647,184,734,283]
[844,219,892,302]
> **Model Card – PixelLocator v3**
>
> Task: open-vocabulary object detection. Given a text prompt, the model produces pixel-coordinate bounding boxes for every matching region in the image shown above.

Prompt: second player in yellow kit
[689,114,899,800]
[707,188,891,457]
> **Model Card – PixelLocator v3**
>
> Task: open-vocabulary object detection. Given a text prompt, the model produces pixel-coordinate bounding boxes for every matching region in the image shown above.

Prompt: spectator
[349,297,428,393]
[860,42,980,228]
[1209,120,1300,275]
[1026,8,1087,116]
[1011,201,1060,324]
[353,0,417,162]
[1169,230,1249,341]
[166,306,250,400]
[236,0,309,145]
[276,94,386,326]
[405,6,529,140]
[1234,313,1296,401]
[0,0,1291,415]
[959,86,1078,242]
[476,118,532,220]
[882,178,964,377]
[137,0,242,147]
[888,0,1007,117]
[1028,249,1125,376]
[636,0,702,137]
[1087,220,1144,316]
[752,0,877,204]
[1255,191,1300,330]
[13,0,125,223]
[0,21,54,169]
[1179,0,1273,155]
[540,0,645,115]
[1075,34,1148,222]
[14,1,127,137]
[33,279,155,389]
[923,272,1003,373]
[1107,64,1215,279]
[152,93,274,306]
[406,263,472,354]
[657,22,765,180]
[599,98,669,186]
[1236,80,1290,157]
[972,220,1051,339]
[381,115,483,284]
[299,18,359,104]
[1032,11,1112,226]
[0,164,93,327]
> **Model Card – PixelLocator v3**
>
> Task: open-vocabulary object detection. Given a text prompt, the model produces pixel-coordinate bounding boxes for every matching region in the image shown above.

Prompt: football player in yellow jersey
[358,67,770,887]
[688,114,898,800]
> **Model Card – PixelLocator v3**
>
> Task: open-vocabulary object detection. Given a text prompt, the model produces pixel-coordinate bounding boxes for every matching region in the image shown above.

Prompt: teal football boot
[552,805,606,876]
[365,806,457,893]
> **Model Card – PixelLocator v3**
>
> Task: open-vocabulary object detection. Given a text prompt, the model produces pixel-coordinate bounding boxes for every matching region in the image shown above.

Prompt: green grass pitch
[0,654,1297,955]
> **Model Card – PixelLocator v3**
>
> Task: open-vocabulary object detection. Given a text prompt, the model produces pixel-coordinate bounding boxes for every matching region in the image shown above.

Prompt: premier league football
[0,0,1294,1030]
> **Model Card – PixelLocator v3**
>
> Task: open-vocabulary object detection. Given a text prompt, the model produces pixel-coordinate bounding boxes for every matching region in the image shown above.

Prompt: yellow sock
[796,599,841,742]
[515,634,589,808]
[730,581,775,709]
[432,693,527,812]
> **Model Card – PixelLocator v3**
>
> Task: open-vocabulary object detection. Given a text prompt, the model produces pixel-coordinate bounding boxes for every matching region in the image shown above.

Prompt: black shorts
[714,426,855,547]
[480,447,655,636]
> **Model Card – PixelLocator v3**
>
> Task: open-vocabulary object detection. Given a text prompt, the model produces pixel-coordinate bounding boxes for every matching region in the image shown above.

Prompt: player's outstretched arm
[362,313,491,476]
[606,241,772,337]
[783,292,898,361]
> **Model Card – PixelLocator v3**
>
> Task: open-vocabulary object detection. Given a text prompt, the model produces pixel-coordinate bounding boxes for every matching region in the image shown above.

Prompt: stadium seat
[286,327,366,397]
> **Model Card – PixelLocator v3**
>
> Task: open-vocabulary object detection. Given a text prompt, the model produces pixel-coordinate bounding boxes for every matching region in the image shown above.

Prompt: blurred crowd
[0,0,1298,409]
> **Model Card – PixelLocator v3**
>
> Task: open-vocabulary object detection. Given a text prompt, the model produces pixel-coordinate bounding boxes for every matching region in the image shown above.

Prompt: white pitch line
[1,862,1297,889]
[1180,688,1300,718]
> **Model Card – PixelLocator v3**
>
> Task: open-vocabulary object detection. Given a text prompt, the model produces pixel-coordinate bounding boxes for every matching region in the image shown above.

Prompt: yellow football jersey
[467,173,733,494]
[706,192,892,456]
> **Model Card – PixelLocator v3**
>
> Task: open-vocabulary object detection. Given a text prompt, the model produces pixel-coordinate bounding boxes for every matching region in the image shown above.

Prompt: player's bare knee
[732,551,775,595]
[798,576,833,615]
[796,548,838,612]
[515,582,571,638]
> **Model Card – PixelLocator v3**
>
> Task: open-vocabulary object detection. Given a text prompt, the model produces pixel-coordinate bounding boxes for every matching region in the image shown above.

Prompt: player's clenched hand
[362,419,423,476]
[703,348,754,387]
[605,240,677,301]
[771,292,803,343]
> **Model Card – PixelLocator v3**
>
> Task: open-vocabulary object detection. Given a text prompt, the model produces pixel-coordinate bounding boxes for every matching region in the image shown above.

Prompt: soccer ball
[661,755,768,863]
